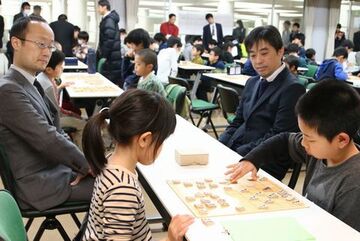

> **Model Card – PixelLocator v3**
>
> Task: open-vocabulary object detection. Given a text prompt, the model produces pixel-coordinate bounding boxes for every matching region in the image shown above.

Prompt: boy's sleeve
[334,62,348,81]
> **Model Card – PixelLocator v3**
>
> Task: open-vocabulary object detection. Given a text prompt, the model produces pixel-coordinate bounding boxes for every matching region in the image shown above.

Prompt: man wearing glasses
[0,16,94,211]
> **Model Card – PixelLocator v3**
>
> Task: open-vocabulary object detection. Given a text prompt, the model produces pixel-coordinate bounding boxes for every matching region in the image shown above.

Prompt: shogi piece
[175,148,209,166]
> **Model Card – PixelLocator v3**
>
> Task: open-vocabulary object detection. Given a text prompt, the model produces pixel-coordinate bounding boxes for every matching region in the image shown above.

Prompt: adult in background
[219,25,305,181]
[289,22,300,43]
[203,13,223,52]
[13,1,30,24]
[49,14,75,57]
[0,14,4,49]
[282,20,291,47]
[160,13,179,38]
[232,19,246,44]
[97,0,122,86]
[353,27,360,51]
[30,5,43,20]
[335,23,346,49]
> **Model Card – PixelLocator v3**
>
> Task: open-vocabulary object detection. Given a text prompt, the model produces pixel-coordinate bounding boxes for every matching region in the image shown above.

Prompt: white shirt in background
[156,48,179,83]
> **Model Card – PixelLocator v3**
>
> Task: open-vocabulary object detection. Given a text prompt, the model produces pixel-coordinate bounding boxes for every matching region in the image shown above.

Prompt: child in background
[81,89,194,240]
[191,44,205,65]
[222,41,235,64]
[226,80,360,232]
[207,47,225,71]
[73,31,89,63]
[305,48,317,65]
[315,47,348,81]
[207,39,217,52]
[284,55,300,76]
[135,49,166,96]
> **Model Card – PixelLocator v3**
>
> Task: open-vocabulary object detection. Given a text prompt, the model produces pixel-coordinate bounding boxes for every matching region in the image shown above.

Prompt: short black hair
[341,39,354,50]
[192,36,202,44]
[10,16,47,40]
[193,44,204,55]
[296,79,360,141]
[293,33,305,46]
[154,32,166,44]
[210,46,222,57]
[136,49,157,70]
[333,47,348,59]
[21,2,30,10]
[167,36,182,48]
[208,39,217,46]
[78,31,89,42]
[205,13,213,20]
[126,28,150,48]
[74,25,80,32]
[119,28,126,34]
[223,41,234,51]
[284,20,291,26]
[185,35,192,44]
[33,5,41,11]
[244,25,283,53]
[47,49,65,70]
[287,43,299,54]
[236,19,244,28]
[169,13,176,19]
[284,55,299,70]
[58,14,67,21]
[305,48,316,59]
[98,0,111,10]
[293,22,300,28]
[337,23,342,29]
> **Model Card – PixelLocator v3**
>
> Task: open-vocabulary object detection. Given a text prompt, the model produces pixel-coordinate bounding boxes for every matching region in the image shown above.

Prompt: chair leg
[189,111,196,125]
[34,217,71,241]
[71,213,82,228]
[25,218,34,231]
[55,220,71,241]
[196,114,204,127]
[208,116,219,139]
[33,224,46,241]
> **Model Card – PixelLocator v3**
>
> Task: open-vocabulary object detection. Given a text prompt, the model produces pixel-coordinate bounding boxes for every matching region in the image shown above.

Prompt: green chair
[306,82,317,90]
[97,58,106,73]
[304,64,318,79]
[165,84,188,118]
[0,144,90,241]
[297,77,309,87]
[217,84,240,124]
[0,190,27,241]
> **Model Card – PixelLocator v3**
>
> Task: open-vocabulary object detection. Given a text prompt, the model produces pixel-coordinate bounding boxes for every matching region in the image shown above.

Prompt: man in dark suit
[219,25,305,180]
[13,2,30,24]
[353,30,360,52]
[0,16,93,211]
[49,14,75,56]
[203,13,223,52]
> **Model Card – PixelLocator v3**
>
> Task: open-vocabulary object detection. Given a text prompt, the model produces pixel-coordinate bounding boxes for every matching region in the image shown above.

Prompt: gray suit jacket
[0,68,89,211]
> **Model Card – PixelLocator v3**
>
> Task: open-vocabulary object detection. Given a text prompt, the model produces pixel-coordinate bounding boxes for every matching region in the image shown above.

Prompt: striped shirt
[83,165,152,241]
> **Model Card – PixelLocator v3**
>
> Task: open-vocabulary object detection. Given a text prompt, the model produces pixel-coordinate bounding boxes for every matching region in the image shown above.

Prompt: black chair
[217,84,240,124]
[0,144,89,241]
[287,162,302,190]
[168,76,191,91]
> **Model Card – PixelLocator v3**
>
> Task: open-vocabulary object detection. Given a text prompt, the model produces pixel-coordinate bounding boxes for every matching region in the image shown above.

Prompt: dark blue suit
[219,67,305,180]
[203,23,223,50]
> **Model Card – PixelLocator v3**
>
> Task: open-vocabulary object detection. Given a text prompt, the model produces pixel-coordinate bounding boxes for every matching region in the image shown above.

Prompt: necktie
[256,78,269,100]
[211,25,215,36]
[33,79,45,98]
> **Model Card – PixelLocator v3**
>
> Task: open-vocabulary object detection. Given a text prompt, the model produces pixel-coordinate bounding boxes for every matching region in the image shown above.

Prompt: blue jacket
[315,58,347,81]
[242,59,258,76]
[122,56,140,90]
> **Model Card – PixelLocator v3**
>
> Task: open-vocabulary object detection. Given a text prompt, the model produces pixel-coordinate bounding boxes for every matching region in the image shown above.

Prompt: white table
[62,72,123,98]
[137,116,360,241]
[178,62,215,71]
[202,73,249,88]
[63,61,88,72]
[234,58,248,65]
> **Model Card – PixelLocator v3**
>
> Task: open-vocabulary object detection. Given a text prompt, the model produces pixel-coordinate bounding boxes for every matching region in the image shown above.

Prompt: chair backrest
[304,64,318,78]
[165,84,187,116]
[287,162,302,190]
[168,76,191,91]
[97,58,107,73]
[217,84,240,121]
[0,190,27,241]
[0,145,16,197]
[297,77,309,87]
[306,82,317,90]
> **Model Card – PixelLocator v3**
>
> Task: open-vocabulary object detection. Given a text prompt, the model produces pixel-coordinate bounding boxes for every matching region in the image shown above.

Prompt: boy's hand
[225,160,258,182]
[166,214,194,241]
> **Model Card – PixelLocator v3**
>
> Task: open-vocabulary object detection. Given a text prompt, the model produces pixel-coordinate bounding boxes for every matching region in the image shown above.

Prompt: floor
[0,111,305,240]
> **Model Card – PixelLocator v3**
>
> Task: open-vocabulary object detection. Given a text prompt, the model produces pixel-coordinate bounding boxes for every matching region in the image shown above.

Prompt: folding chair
[217,84,240,124]
[304,64,318,79]
[0,144,89,241]
[287,162,303,190]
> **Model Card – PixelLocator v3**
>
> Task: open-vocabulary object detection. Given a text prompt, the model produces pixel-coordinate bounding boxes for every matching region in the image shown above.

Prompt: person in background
[232,19,246,44]
[207,39,218,52]
[13,2,30,23]
[73,25,80,47]
[282,20,291,47]
[305,48,317,65]
[49,14,75,57]
[30,5,43,20]
[119,28,128,58]
[73,31,89,63]
[335,23,346,49]
[135,49,166,97]
[154,32,167,52]
[149,38,158,53]
[157,36,182,84]
[242,58,257,76]
[191,44,205,65]
[289,22,300,43]
[0,14,4,49]
[192,36,203,46]
[203,13,223,52]
[286,43,307,67]
[222,41,234,64]
[315,47,348,82]
[97,0,122,86]
[122,28,151,89]
[160,13,179,38]
[183,35,193,61]
[284,55,300,76]
[292,33,306,58]
[341,39,356,68]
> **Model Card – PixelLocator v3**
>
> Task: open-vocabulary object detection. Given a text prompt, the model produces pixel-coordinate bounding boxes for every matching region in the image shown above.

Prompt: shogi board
[168,176,308,218]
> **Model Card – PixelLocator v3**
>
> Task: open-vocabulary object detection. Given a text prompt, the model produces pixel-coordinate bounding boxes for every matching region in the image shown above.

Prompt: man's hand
[225,160,258,182]
[70,168,95,186]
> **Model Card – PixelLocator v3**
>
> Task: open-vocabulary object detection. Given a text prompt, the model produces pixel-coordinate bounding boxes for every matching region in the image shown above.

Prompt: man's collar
[10,64,36,85]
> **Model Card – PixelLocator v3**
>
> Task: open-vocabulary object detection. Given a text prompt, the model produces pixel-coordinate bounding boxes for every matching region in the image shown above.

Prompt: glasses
[16,37,57,52]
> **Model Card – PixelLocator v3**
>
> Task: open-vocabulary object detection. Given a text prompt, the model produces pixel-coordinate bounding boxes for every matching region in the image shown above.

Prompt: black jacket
[98,10,122,85]
[49,20,75,57]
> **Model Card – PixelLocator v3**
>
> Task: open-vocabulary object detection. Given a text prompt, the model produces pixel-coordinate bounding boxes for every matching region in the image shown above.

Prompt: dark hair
[33,5,41,11]
[74,25,80,32]
[136,49,157,70]
[293,22,300,28]
[205,13,213,20]
[341,39,354,50]
[78,31,89,42]
[126,28,150,48]
[82,89,176,175]
[98,0,111,10]
[244,25,283,53]
[284,20,291,26]
[154,32,166,44]
[236,19,244,28]
[284,55,299,70]
[21,2,30,10]
[58,14,67,21]
[47,49,65,69]
[167,36,182,48]
[10,16,47,40]
[149,37,155,45]
[287,43,299,54]
[169,13,176,19]
[192,36,202,44]
[193,44,204,55]
[223,41,234,51]
[185,35,192,44]
[119,28,126,34]
[208,39,217,46]
[296,79,360,141]
[333,47,348,59]
[210,46,222,57]
[293,33,305,46]
[305,48,316,59]
[337,23,342,29]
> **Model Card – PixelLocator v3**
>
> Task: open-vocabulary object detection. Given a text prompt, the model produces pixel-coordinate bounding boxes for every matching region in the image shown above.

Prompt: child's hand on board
[165,214,194,241]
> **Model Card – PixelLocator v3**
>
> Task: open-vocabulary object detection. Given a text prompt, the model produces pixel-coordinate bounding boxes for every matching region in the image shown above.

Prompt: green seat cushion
[191,99,219,111]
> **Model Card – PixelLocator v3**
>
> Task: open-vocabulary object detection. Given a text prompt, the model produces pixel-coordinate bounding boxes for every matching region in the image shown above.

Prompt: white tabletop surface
[62,72,123,98]
[203,72,250,87]
[64,60,88,70]
[137,116,360,241]
[178,62,215,70]
[234,58,248,64]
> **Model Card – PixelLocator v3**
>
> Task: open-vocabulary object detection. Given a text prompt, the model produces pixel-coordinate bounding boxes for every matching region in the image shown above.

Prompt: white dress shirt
[156,48,179,84]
